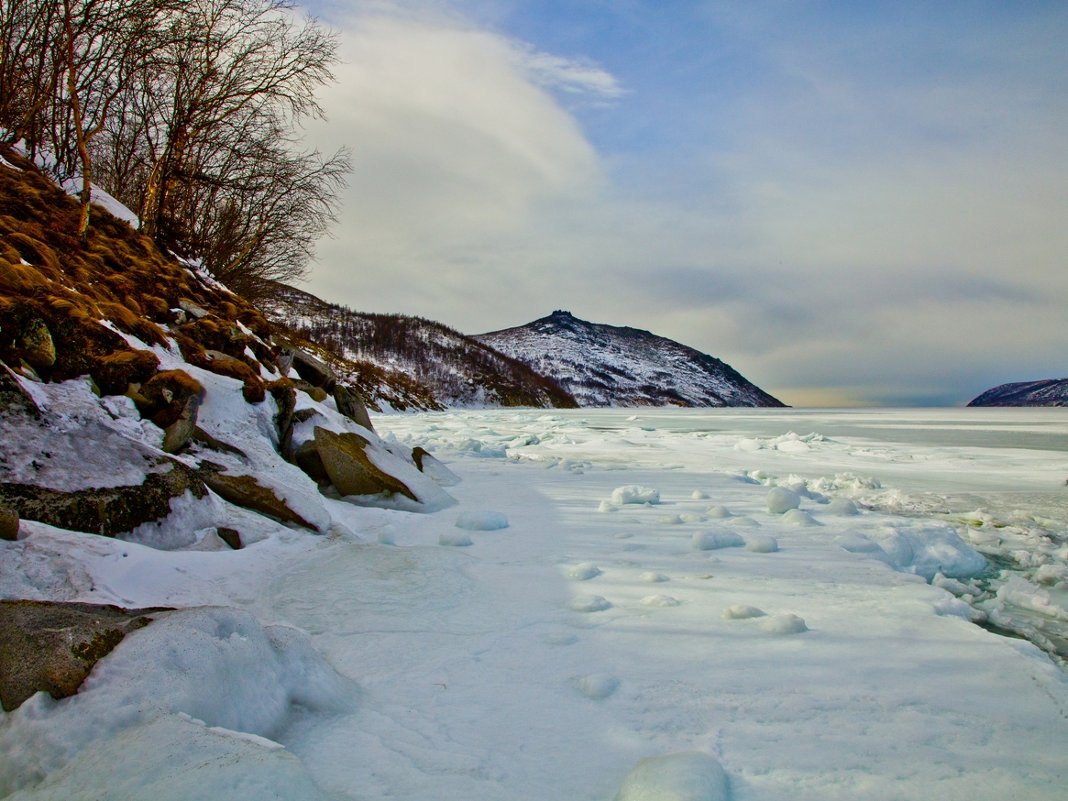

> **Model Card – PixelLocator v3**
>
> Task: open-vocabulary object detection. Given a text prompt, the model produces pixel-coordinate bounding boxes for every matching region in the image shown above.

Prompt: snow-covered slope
[477,310,785,407]
[262,284,577,410]
[967,378,1068,407]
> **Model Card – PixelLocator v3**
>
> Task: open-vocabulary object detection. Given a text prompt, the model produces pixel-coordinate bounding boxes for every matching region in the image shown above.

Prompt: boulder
[0,600,170,711]
[411,447,461,486]
[313,426,417,501]
[268,379,297,454]
[293,439,329,484]
[0,502,18,541]
[0,362,40,419]
[135,370,205,453]
[215,526,242,550]
[334,384,374,431]
[291,348,337,391]
[0,459,207,536]
[16,315,55,371]
[199,464,318,530]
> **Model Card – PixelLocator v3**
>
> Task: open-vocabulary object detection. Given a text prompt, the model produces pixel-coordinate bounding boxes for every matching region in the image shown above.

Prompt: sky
[294,0,1068,407]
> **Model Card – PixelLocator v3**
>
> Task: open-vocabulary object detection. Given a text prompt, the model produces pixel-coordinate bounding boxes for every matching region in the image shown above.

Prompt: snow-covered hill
[477,310,785,407]
[967,379,1068,407]
[261,285,577,410]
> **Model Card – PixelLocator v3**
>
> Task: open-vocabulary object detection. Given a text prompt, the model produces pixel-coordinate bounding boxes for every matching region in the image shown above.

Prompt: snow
[2,407,1068,800]
[454,510,509,530]
[612,485,661,505]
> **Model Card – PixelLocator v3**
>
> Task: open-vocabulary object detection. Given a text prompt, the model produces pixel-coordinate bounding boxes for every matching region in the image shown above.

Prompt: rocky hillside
[261,283,577,409]
[967,379,1068,407]
[0,141,457,574]
[477,310,785,407]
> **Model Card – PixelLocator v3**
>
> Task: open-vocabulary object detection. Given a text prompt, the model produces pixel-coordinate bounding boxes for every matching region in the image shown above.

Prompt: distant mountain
[967,379,1068,407]
[476,310,785,408]
[261,285,577,410]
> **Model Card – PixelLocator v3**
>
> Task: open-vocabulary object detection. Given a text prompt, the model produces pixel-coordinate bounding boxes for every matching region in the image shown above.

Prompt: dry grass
[0,143,281,401]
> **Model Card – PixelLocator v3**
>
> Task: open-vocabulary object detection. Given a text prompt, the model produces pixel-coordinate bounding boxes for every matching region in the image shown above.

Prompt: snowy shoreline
[3,407,1067,800]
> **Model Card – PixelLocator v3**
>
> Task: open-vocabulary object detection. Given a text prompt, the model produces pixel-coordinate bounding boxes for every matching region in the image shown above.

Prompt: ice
[573,673,620,700]
[692,531,745,550]
[454,510,509,530]
[611,485,661,505]
[5,407,1068,800]
[566,562,603,580]
[765,487,801,514]
[722,604,767,619]
[758,613,808,635]
[439,532,473,546]
[615,752,730,801]
[570,595,612,612]
[745,535,779,553]
[781,509,819,526]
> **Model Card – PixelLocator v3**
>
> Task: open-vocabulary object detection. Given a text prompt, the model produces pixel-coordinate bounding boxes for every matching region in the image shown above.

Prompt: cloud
[295,2,1068,407]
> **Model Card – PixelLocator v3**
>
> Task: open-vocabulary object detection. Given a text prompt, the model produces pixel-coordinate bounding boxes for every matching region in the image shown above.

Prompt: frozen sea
[3,405,1067,800]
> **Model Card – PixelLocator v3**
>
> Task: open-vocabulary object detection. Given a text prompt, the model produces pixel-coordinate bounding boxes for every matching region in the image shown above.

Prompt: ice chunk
[615,752,730,801]
[782,509,819,527]
[566,562,602,580]
[640,572,669,583]
[573,673,620,700]
[825,498,860,516]
[692,531,745,550]
[745,535,779,553]
[691,489,710,500]
[611,485,661,505]
[766,487,801,514]
[570,595,612,612]
[439,532,473,546]
[454,511,509,531]
[706,505,733,519]
[722,604,766,620]
[759,613,808,634]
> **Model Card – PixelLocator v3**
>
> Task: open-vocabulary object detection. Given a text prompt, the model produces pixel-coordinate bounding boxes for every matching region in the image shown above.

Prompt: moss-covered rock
[0,459,207,536]
[0,600,170,711]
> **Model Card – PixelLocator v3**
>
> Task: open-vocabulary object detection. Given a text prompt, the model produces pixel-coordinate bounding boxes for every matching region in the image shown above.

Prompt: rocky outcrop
[133,369,205,453]
[334,383,374,431]
[0,363,40,419]
[290,348,337,392]
[0,459,206,536]
[313,426,417,501]
[198,463,318,530]
[0,600,170,711]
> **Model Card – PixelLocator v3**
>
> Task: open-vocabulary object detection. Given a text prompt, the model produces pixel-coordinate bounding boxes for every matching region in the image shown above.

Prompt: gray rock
[334,384,374,431]
[215,526,242,550]
[293,439,329,484]
[412,447,461,486]
[178,299,210,319]
[313,426,417,501]
[291,349,337,391]
[161,391,202,453]
[0,600,170,711]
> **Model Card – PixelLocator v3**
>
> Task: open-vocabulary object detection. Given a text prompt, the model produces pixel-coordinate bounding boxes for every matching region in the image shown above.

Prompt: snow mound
[573,673,620,700]
[611,485,661,505]
[706,505,732,519]
[759,613,808,635]
[825,498,861,516]
[566,562,602,580]
[641,594,681,607]
[692,531,745,551]
[850,525,988,580]
[615,752,730,801]
[640,572,670,583]
[766,487,801,514]
[745,535,779,553]
[0,607,353,796]
[439,532,473,546]
[782,509,819,527]
[454,511,509,531]
[722,605,766,620]
[570,595,612,612]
